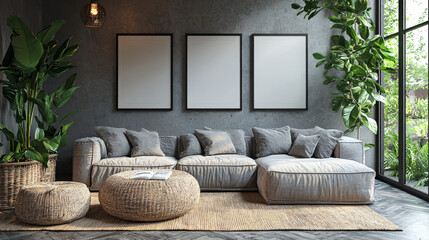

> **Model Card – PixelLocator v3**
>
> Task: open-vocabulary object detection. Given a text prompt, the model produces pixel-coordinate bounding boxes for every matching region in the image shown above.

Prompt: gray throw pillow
[290,126,320,141]
[125,129,165,157]
[313,126,343,158]
[252,126,292,158]
[95,126,130,157]
[179,134,203,158]
[203,127,246,155]
[194,129,236,156]
[289,134,321,158]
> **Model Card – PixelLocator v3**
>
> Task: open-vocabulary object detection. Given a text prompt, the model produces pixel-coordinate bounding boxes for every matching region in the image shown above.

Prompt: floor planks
[1,180,429,240]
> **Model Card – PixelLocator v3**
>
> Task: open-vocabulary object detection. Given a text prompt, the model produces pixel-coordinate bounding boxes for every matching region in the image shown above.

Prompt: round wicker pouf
[99,170,200,222]
[15,181,91,225]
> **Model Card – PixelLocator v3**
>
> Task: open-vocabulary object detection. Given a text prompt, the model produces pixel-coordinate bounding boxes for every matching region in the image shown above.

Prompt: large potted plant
[291,0,397,148]
[0,16,79,209]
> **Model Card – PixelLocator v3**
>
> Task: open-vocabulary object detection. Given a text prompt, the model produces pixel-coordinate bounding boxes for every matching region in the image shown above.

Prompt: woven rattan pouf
[99,170,200,222]
[15,181,91,225]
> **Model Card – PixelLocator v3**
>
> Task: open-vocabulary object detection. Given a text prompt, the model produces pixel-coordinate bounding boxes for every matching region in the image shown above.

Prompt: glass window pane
[405,25,428,193]
[384,36,400,181]
[406,0,428,29]
[384,0,399,35]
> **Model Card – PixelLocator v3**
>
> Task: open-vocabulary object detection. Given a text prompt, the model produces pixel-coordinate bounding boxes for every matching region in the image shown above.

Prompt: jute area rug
[0,192,401,231]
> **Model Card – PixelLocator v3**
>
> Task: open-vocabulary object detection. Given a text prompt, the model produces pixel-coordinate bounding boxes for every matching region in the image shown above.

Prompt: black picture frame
[186,33,242,111]
[116,33,173,110]
[251,33,308,110]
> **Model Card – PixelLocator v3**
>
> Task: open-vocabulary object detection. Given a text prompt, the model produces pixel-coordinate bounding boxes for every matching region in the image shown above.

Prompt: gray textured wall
[41,0,376,179]
[0,0,43,155]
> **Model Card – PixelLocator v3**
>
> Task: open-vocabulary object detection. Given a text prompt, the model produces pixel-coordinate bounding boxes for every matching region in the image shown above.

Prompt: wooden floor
[1,180,429,240]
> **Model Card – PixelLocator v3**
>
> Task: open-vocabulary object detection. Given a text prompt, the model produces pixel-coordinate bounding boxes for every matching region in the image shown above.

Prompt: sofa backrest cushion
[95,126,131,157]
[245,136,255,158]
[159,136,178,157]
[177,135,255,159]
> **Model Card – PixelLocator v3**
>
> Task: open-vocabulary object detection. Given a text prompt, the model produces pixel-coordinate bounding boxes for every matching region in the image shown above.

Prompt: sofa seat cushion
[90,156,177,190]
[177,154,257,191]
[256,155,375,204]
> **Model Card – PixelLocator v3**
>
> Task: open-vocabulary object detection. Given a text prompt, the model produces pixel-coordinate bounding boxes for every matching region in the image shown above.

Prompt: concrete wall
[0,0,43,155]
[1,0,377,179]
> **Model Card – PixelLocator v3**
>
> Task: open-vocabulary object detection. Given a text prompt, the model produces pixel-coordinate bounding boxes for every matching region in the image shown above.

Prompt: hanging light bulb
[90,3,99,16]
[81,0,106,27]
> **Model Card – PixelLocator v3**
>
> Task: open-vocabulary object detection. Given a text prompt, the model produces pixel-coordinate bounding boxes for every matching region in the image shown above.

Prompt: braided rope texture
[15,181,91,225]
[99,170,200,222]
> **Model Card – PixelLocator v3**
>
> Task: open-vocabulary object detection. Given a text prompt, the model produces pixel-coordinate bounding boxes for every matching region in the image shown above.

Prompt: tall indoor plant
[291,0,397,145]
[0,16,79,209]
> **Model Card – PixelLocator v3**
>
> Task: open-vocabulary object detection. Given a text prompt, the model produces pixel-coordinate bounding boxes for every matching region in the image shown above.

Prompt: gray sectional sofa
[73,134,375,204]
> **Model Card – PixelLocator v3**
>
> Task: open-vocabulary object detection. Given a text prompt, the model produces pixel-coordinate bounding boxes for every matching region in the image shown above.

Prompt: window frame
[377,0,429,201]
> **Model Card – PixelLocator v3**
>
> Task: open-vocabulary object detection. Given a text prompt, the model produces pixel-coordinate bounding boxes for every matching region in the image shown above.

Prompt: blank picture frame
[117,34,172,110]
[186,34,242,110]
[252,34,308,110]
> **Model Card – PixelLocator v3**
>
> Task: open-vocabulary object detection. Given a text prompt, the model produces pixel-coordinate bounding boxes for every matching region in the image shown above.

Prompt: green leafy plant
[291,0,397,141]
[0,16,80,166]
[384,132,428,187]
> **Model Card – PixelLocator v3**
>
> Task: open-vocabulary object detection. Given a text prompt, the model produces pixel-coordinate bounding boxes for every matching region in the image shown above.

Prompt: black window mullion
[377,0,385,176]
[397,0,406,185]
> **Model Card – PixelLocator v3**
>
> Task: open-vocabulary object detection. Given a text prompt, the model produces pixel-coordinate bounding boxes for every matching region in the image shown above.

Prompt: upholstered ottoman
[15,182,91,225]
[99,170,200,221]
[256,155,375,204]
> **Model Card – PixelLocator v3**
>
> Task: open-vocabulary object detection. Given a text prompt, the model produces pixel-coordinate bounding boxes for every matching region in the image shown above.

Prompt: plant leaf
[366,117,378,134]
[351,65,366,77]
[53,86,80,108]
[364,143,375,151]
[313,52,325,60]
[7,16,43,68]
[53,37,72,60]
[0,123,15,141]
[291,3,301,9]
[359,25,369,40]
[316,60,326,67]
[59,134,68,148]
[35,128,44,141]
[332,96,343,112]
[37,20,65,46]
[24,148,43,163]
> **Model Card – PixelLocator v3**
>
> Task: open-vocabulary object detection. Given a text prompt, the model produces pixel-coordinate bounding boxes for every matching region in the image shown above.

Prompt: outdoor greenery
[291,0,397,142]
[0,16,80,167]
[382,0,428,187]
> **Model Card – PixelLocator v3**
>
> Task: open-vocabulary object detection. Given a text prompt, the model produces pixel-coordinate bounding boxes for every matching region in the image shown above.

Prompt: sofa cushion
[95,126,130,157]
[194,129,236,156]
[289,126,344,158]
[159,136,178,157]
[256,155,375,204]
[125,129,165,157]
[90,156,177,189]
[288,134,320,158]
[204,127,247,155]
[178,134,202,158]
[177,154,257,190]
[313,127,343,158]
[290,126,320,141]
[252,126,292,158]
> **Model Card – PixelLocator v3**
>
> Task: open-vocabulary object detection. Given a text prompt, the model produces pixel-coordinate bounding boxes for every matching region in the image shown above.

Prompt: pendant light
[81,0,106,27]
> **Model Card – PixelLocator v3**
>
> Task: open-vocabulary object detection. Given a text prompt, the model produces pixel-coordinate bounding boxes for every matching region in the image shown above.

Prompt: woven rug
[0,192,401,231]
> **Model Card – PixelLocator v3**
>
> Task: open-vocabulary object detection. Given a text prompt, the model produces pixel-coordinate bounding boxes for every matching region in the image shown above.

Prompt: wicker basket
[40,154,57,183]
[0,161,41,210]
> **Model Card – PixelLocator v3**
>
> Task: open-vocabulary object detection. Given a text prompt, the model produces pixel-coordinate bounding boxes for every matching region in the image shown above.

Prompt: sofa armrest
[333,136,365,164]
[72,137,106,186]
